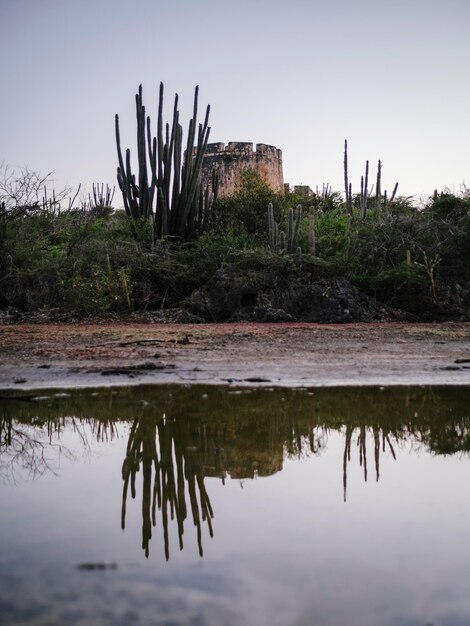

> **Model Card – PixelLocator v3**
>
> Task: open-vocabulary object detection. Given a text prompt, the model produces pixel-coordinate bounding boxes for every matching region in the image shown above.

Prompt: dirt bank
[1,322,470,390]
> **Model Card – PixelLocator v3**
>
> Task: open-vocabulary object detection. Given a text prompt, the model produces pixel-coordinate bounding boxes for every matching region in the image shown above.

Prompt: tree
[0,164,72,251]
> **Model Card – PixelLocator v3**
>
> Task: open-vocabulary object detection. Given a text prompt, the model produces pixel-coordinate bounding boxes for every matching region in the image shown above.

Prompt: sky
[1,0,469,206]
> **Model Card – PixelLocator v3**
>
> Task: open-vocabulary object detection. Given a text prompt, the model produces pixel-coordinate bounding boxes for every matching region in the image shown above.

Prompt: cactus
[268,203,302,255]
[374,160,382,220]
[343,140,353,218]
[90,183,115,209]
[292,205,302,253]
[344,141,399,222]
[287,207,294,252]
[359,160,369,222]
[115,82,213,243]
[308,207,316,256]
[382,182,398,215]
[268,202,276,252]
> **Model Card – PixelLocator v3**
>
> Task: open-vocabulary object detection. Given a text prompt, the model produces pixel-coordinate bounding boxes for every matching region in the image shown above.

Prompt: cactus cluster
[268,203,302,255]
[90,183,115,209]
[121,412,214,559]
[115,83,217,243]
[343,140,399,223]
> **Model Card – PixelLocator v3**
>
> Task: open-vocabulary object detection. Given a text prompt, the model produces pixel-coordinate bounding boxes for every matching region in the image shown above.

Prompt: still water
[1,385,470,626]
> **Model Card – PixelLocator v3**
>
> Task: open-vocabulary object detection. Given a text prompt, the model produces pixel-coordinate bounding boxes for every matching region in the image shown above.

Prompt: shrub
[57,267,131,315]
[211,170,285,242]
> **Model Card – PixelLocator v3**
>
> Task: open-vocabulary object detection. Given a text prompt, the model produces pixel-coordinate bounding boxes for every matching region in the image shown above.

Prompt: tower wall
[201,142,284,197]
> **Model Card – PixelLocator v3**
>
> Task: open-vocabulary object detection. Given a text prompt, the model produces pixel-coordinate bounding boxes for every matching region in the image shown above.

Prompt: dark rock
[408,297,470,322]
[188,269,378,323]
[267,278,375,323]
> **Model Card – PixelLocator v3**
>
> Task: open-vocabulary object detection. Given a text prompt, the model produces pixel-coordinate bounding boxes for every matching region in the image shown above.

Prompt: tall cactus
[268,202,276,252]
[268,203,302,254]
[308,206,316,256]
[344,141,399,222]
[343,140,353,218]
[90,183,115,209]
[115,82,214,243]
[374,160,382,221]
[359,160,369,222]
[289,204,302,253]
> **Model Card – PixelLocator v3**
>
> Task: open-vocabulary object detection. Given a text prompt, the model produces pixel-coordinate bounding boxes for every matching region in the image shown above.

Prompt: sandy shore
[1,322,470,390]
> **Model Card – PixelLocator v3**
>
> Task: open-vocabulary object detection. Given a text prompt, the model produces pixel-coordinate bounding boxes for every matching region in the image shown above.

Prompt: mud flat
[1,322,470,390]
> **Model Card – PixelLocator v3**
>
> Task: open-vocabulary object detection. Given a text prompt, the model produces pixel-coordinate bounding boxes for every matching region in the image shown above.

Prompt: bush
[2,174,470,322]
[57,267,131,315]
[211,170,285,242]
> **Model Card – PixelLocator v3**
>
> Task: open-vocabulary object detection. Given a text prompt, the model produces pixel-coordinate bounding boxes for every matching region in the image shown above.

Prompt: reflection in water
[342,424,398,502]
[0,411,119,484]
[0,413,71,483]
[121,413,213,559]
[2,385,470,560]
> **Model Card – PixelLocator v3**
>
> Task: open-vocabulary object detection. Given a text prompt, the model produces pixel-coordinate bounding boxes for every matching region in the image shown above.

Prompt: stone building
[200,142,284,198]
[292,185,314,197]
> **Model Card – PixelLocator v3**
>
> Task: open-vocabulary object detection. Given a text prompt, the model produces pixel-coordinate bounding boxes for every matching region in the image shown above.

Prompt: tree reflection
[2,385,470,558]
[1,415,67,483]
[0,411,118,484]
[121,412,214,559]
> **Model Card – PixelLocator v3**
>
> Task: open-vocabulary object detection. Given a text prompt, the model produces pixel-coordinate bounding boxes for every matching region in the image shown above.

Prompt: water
[1,385,470,626]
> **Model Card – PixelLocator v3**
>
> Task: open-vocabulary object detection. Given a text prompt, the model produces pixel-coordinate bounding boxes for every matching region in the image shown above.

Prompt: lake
[1,384,470,626]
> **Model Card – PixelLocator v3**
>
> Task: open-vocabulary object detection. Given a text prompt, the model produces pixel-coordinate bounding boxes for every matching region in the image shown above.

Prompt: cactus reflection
[2,385,470,559]
[121,412,213,559]
[341,424,398,502]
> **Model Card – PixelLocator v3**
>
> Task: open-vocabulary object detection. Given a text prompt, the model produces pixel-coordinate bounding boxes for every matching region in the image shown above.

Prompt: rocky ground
[1,321,470,390]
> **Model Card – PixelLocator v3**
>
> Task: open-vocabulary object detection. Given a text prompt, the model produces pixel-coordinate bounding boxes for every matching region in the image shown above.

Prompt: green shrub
[57,267,131,315]
[211,170,285,242]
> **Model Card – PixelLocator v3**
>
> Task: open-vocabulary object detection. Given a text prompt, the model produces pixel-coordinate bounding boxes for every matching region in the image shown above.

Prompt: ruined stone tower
[201,142,284,198]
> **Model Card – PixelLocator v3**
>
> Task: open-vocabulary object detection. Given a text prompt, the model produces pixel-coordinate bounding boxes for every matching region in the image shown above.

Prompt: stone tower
[200,142,284,198]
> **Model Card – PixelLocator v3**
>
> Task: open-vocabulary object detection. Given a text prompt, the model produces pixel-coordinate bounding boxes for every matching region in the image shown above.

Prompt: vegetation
[1,159,469,321]
[115,83,215,243]
[3,385,470,554]
[1,87,469,323]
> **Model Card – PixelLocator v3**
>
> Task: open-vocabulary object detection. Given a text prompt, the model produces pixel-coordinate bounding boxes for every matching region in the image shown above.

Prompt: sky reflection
[1,385,470,626]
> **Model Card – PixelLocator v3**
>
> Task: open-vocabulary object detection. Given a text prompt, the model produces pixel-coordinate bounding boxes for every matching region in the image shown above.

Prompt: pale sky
[1,0,469,205]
